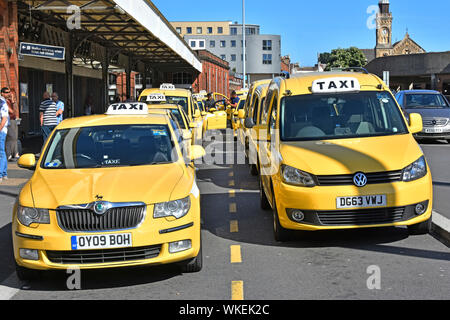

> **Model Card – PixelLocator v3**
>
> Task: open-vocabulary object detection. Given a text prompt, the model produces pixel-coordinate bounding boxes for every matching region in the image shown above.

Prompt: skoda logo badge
[93,201,108,215]
[353,173,368,187]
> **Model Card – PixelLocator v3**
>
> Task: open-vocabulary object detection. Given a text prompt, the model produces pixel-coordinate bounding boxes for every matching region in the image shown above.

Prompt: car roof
[140,88,191,98]
[282,71,386,95]
[57,113,169,129]
[399,90,441,94]
[147,103,180,110]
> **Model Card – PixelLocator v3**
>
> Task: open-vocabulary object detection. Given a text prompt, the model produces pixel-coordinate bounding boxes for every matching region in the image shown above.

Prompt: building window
[199,41,205,48]
[230,27,237,35]
[263,54,272,65]
[173,72,193,85]
[246,27,256,35]
[109,73,117,85]
[231,40,236,47]
[190,41,196,48]
[197,27,202,34]
[218,27,223,34]
[231,54,236,61]
[135,73,143,86]
[220,54,226,60]
[186,27,192,34]
[176,27,182,34]
[210,40,215,48]
[263,40,272,51]
[207,27,213,34]
[220,40,226,48]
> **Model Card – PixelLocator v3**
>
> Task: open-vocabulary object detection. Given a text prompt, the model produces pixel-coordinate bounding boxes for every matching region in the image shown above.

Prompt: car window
[280,91,408,141]
[42,125,177,169]
[405,94,449,108]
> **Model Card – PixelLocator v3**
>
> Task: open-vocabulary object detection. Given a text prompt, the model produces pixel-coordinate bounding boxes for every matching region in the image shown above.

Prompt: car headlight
[17,206,50,227]
[281,165,316,187]
[402,156,427,182]
[153,196,191,219]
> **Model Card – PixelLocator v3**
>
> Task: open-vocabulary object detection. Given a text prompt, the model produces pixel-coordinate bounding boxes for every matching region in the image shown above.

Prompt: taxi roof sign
[147,93,166,102]
[106,103,148,115]
[311,77,361,94]
[160,83,176,90]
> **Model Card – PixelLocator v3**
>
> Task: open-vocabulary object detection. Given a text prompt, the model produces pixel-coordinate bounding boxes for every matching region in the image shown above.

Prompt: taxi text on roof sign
[311,77,361,94]
[106,103,148,115]
[160,83,176,90]
[147,93,167,102]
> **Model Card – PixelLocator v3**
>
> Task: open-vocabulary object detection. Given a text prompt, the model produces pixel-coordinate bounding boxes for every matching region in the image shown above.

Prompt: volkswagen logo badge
[93,201,108,215]
[353,172,368,187]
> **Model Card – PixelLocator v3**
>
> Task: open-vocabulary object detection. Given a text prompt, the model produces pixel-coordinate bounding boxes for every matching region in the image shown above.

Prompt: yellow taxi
[231,95,247,131]
[244,70,432,241]
[139,84,204,144]
[13,102,205,280]
[200,93,228,131]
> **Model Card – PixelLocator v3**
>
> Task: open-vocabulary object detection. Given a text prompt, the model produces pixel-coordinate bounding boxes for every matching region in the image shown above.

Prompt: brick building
[0,0,19,102]
[192,50,230,96]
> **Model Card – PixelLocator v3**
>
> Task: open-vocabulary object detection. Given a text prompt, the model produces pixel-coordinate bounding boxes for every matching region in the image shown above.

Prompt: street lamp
[242,0,246,89]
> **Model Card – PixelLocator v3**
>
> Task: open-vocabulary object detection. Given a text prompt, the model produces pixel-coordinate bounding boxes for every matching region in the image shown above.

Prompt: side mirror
[238,110,245,119]
[190,145,206,161]
[182,130,192,141]
[244,117,255,129]
[209,108,217,112]
[194,110,201,119]
[189,122,196,129]
[18,154,37,170]
[201,111,207,116]
[408,113,423,134]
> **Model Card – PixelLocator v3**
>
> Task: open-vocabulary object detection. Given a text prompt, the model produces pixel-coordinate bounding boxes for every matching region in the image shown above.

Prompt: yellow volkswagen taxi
[13,102,205,279]
[139,84,204,144]
[246,70,433,241]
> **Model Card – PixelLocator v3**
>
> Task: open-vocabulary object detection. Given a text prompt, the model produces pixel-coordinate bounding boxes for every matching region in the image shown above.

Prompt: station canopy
[17,0,202,72]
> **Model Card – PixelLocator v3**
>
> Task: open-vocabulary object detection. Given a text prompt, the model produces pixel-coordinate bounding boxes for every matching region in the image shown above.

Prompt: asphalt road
[0,135,448,300]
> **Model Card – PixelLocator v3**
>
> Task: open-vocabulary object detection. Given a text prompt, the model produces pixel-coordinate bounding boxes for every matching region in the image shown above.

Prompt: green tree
[319,47,367,71]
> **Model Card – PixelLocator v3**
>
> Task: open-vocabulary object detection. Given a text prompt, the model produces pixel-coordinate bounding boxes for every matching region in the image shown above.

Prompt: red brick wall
[115,72,137,100]
[0,0,19,103]
[193,50,229,96]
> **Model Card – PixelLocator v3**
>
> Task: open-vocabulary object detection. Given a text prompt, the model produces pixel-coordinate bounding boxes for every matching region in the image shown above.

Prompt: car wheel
[447,139,450,144]
[250,164,258,176]
[407,217,431,235]
[272,194,290,242]
[259,176,271,210]
[180,241,203,273]
[15,263,40,281]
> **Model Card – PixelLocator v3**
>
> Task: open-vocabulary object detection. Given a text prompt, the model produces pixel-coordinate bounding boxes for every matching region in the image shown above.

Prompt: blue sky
[153,0,450,66]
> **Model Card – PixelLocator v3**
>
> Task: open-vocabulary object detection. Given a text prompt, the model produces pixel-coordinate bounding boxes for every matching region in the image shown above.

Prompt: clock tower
[375,0,393,58]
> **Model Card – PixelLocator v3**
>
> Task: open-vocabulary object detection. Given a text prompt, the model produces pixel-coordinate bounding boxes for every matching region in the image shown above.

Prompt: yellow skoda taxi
[139,84,204,144]
[246,70,433,241]
[13,102,205,279]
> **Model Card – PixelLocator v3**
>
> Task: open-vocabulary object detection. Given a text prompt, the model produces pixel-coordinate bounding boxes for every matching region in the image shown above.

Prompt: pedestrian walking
[1,87,20,161]
[84,95,94,115]
[51,92,64,124]
[0,94,9,182]
[39,92,58,144]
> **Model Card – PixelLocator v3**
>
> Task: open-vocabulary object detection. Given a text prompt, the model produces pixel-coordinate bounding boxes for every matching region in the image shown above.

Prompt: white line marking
[432,211,450,231]
[0,272,21,300]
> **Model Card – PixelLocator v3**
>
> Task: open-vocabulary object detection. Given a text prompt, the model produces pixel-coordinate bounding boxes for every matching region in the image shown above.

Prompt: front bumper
[13,201,201,271]
[273,173,433,231]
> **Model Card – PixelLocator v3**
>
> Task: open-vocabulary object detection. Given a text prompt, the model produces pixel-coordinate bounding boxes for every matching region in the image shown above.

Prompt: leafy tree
[319,47,367,71]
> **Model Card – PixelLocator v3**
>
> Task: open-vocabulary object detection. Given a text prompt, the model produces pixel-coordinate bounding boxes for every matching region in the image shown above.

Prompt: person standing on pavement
[51,92,64,125]
[0,94,9,182]
[39,91,58,144]
[1,87,20,161]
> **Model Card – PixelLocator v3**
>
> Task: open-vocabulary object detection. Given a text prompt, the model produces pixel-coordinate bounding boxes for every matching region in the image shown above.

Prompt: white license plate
[71,233,132,250]
[424,128,443,133]
[336,195,387,209]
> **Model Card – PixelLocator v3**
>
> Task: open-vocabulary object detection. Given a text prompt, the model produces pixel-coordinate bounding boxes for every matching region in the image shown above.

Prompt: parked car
[395,90,450,143]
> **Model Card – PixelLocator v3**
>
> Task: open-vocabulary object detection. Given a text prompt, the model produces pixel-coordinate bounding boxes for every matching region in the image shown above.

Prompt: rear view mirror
[18,154,37,170]
[189,122,196,129]
[408,113,423,134]
[194,110,201,119]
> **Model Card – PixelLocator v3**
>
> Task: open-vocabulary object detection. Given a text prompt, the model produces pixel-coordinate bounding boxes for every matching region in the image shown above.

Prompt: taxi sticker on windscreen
[147,93,166,103]
[312,77,361,94]
[152,129,168,136]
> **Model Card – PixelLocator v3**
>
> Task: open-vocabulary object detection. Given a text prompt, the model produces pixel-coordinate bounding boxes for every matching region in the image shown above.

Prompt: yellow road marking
[229,180,235,187]
[229,172,234,177]
[231,281,244,300]
[230,245,242,263]
[230,220,239,233]
[229,203,237,213]
[229,189,235,198]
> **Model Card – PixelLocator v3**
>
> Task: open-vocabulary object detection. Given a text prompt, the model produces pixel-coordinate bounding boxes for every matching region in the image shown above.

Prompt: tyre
[180,242,203,273]
[447,139,450,144]
[15,263,40,281]
[259,177,271,210]
[407,217,431,235]
[250,164,258,176]
[272,194,290,242]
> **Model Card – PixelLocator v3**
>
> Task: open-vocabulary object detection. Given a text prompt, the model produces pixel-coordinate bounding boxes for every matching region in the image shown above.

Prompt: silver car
[395,90,450,143]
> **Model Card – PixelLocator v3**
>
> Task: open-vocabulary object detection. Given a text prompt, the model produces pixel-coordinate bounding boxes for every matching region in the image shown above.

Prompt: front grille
[46,245,161,265]
[317,207,406,226]
[423,118,448,127]
[56,206,146,232]
[316,170,403,186]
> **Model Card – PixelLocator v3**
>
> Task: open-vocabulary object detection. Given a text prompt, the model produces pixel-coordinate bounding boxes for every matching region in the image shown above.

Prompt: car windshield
[197,102,204,112]
[405,93,449,108]
[169,109,187,129]
[140,95,189,114]
[42,125,176,169]
[280,91,408,141]
[237,99,246,110]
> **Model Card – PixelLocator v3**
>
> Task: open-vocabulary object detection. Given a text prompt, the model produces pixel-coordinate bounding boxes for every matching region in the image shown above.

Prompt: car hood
[405,108,450,118]
[280,134,423,175]
[30,163,185,209]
